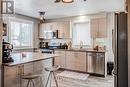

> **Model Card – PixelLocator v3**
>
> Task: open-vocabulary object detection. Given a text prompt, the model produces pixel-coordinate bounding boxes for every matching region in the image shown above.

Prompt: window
[72,22,91,46]
[10,19,33,48]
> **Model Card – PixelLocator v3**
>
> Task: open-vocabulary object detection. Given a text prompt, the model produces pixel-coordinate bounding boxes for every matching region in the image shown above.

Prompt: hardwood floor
[51,71,114,87]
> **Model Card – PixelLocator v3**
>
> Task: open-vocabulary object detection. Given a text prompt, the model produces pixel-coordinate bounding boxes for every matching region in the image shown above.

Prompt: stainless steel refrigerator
[113,12,128,87]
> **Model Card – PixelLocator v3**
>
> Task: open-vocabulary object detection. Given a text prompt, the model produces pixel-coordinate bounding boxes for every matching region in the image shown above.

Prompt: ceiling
[14,0,125,19]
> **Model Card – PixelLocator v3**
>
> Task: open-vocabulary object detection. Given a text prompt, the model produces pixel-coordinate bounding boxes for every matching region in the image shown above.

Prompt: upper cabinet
[91,18,107,38]
[39,22,70,39]
[57,22,70,38]
[39,23,57,39]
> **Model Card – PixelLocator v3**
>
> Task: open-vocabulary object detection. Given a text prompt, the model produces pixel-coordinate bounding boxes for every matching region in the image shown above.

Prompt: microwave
[44,30,58,39]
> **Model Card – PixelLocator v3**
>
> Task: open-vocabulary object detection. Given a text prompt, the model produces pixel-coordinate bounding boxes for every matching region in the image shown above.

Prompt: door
[113,12,128,87]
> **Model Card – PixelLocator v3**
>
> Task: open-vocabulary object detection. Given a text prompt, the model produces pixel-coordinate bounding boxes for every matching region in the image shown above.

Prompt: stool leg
[45,72,51,87]
[52,72,58,87]
[31,79,35,87]
[50,72,52,87]
[26,80,31,87]
[39,77,44,87]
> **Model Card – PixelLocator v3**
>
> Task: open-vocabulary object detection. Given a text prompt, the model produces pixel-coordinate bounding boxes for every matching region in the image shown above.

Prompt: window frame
[9,18,34,49]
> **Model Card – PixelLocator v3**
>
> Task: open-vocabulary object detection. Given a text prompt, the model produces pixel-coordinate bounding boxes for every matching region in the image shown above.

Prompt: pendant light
[62,0,73,3]
[39,11,45,23]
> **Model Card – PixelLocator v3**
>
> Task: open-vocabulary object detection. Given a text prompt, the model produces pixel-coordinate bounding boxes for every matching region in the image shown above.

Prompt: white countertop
[3,52,59,66]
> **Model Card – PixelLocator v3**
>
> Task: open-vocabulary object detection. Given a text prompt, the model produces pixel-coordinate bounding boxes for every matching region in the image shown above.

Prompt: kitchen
[0,0,127,87]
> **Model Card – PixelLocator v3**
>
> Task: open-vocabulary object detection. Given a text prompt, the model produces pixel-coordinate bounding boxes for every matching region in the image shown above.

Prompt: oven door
[41,49,54,54]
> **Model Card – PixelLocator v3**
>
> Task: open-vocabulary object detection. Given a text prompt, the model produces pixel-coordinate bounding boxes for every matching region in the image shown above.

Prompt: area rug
[56,71,89,81]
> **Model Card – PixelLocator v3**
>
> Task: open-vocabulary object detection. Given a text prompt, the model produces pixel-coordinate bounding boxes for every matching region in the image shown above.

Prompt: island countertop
[2,52,59,66]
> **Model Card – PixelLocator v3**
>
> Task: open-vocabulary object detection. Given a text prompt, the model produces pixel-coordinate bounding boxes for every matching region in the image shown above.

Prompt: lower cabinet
[66,51,87,72]
[4,66,20,87]
[54,50,66,68]
[54,50,105,76]
[54,51,87,72]
[54,50,87,72]
[22,63,34,87]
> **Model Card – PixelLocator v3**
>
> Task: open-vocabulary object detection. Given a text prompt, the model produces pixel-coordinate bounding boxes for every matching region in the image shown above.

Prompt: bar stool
[21,74,41,87]
[45,65,60,87]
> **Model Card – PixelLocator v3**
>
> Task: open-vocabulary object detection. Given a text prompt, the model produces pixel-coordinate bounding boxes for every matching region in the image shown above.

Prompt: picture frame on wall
[3,23,7,36]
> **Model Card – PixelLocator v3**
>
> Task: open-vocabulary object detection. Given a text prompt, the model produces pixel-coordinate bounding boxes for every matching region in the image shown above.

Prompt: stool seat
[45,65,60,72]
[21,74,40,80]
[45,65,60,87]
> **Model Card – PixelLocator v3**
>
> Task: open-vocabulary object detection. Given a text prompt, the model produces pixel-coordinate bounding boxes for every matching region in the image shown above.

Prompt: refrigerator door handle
[112,70,117,76]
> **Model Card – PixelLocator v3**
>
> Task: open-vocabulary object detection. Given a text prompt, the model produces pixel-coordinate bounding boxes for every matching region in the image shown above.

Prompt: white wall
[106,13,115,62]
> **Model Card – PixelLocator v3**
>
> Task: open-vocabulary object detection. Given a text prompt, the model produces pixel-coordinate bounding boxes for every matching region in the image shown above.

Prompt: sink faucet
[80,41,83,49]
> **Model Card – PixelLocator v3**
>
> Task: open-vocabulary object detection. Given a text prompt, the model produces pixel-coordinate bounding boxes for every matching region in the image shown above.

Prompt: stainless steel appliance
[87,52,105,76]
[41,49,54,54]
[43,30,58,39]
[113,12,128,87]
[2,41,14,63]
[39,42,49,48]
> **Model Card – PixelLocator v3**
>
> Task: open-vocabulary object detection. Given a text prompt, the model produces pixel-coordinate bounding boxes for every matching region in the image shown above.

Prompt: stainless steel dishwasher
[87,52,105,75]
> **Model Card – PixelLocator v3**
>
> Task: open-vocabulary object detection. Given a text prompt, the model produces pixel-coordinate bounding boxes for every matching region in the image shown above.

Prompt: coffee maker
[2,41,14,63]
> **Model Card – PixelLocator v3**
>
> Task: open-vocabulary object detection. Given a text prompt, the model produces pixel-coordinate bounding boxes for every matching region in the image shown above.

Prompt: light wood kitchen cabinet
[39,22,70,39]
[66,51,87,72]
[98,18,107,37]
[4,66,20,87]
[91,18,107,38]
[39,23,45,38]
[23,63,34,75]
[54,50,66,68]
[22,63,34,87]
[39,23,57,38]
[57,22,70,38]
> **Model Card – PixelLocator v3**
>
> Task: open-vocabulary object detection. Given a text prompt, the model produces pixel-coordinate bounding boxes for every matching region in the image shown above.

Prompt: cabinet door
[57,22,70,38]
[66,51,86,72]
[54,50,66,68]
[63,22,70,38]
[46,22,58,31]
[90,19,99,38]
[98,18,107,38]
[57,22,65,38]
[4,66,20,87]
[22,63,34,87]
[91,18,107,38]
[39,24,46,38]
[33,61,44,74]
[23,63,34,75]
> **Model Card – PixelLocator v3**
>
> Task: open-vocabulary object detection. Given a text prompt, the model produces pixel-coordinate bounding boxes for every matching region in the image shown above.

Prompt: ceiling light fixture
[55,0,86,3]
[39,11,45,23]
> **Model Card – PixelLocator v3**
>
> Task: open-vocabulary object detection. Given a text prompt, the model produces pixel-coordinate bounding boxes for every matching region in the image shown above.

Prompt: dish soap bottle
[68,41,72,50]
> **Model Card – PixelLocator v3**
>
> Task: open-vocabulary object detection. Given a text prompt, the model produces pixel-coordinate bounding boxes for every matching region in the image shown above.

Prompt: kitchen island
[2,52,59,87]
